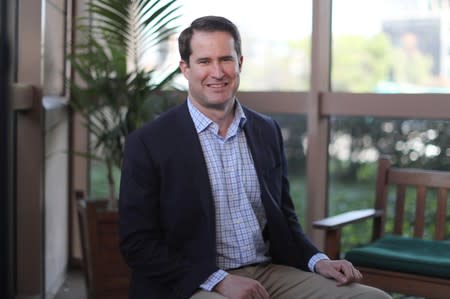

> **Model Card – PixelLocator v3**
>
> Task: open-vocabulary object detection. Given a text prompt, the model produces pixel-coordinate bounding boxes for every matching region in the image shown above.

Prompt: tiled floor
[53,268,87,299]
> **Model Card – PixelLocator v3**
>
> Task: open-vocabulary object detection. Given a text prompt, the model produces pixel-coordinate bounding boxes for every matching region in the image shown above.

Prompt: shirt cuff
[308,253,330,272]
[199,269,229,291]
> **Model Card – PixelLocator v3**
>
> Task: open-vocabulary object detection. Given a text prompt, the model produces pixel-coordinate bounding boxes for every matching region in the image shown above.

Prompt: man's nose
[210,62,224,78]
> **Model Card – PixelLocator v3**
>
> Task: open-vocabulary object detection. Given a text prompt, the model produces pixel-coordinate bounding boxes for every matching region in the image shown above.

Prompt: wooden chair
[313,156,450,299]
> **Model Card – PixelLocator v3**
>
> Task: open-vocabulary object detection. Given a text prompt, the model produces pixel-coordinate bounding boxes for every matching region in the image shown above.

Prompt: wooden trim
[237,92,308,114]
[388,168,450,188]
[12,83,34,111]
[321,92,450,119]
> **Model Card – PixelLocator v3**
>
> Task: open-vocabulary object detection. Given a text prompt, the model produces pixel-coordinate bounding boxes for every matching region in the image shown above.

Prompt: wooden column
[15,0,45,296]
[15,85,44,298]
[306,0,332,248]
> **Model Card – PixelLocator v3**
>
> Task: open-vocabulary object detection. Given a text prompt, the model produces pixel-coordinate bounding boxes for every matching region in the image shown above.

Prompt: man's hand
[315,259,363,286]
[213,274,270,299]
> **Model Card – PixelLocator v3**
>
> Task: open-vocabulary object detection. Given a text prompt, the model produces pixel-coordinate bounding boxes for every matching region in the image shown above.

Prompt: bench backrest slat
[393,185,406,235]
[414,185,426,238]
[375,156,450,241]
[435,188,448,240]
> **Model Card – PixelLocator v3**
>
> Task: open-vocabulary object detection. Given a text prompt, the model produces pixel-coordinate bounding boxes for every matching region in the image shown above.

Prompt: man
[119,16,391,299]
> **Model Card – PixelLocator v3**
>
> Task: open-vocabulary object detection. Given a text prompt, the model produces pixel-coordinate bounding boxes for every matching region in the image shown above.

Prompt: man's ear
[238,56,244,71]
[179,60,189,78]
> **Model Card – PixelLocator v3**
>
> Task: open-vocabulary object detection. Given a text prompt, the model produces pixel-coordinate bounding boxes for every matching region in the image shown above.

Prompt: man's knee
[190,290,227,299]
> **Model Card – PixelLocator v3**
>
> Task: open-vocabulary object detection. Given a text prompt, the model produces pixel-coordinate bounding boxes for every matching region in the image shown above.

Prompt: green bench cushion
[345,235,450,279]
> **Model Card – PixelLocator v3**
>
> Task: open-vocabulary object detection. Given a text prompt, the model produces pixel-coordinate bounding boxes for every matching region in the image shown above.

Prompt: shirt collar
[187,98,247,134]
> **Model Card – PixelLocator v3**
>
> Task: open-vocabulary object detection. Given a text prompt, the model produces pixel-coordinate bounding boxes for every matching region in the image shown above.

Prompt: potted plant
[69,1,182,297]
[70,0,182,207]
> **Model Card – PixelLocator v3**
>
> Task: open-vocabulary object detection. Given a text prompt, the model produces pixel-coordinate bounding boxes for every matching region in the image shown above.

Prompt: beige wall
[44,99,69,298]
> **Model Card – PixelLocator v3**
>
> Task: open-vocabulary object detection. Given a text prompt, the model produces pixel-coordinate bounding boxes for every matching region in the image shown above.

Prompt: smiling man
[119,16,391,299]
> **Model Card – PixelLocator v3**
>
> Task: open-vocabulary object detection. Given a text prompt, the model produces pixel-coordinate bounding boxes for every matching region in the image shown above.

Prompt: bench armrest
[312,209,383,259]
[313,209,383,230]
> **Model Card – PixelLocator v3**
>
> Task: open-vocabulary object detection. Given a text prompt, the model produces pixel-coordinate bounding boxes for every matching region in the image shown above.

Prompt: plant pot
[77,196,130,299]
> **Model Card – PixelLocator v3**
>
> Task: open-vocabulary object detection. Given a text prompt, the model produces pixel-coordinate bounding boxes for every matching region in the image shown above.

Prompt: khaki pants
[191,263,391,299]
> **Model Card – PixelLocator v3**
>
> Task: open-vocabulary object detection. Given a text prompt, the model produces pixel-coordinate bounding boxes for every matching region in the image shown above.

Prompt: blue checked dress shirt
[187,99,328,291]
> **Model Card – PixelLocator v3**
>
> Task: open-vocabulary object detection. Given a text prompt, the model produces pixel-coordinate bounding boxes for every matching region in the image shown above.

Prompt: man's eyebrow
[195,57,210,62]
[220,55,235,60]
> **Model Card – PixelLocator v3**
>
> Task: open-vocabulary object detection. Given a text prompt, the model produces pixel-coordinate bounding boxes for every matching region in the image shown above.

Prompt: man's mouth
[207,83,228,88]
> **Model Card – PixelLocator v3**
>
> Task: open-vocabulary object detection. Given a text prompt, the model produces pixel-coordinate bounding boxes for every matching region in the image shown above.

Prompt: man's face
[179,30,243,112]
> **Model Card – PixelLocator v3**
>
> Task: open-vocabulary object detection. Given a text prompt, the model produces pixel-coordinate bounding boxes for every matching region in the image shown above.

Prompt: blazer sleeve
[119,130,217,298]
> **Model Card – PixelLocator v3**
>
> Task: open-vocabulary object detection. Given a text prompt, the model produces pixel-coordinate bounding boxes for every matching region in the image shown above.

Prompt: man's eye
[199,60,209,64]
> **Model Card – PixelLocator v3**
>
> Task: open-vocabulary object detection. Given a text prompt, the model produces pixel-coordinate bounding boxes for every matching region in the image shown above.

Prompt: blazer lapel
[242,115,265,181]
[243,109,283,213]
[173,102,215,214]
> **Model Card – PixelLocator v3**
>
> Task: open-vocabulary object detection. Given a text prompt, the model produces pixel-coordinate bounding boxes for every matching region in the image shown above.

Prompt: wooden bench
[313,156,450,299]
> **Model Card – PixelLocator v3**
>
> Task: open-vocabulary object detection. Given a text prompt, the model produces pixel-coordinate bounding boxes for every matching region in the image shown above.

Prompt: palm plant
[69,0,181,207]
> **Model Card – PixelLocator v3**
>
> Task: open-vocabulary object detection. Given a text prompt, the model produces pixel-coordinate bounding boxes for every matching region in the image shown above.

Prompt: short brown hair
[178,16,242,65]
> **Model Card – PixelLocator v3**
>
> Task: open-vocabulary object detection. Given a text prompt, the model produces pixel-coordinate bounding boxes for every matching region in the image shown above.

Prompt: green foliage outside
[332,34,393,92]
[290,32,436,92]
[239,37,311,91]
[330,118,450,183]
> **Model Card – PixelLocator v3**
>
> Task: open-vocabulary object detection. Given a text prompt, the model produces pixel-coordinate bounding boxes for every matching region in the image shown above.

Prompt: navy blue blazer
[119,101,320,299]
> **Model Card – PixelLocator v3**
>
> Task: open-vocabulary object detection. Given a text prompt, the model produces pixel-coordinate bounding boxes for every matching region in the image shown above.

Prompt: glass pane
[332,0,450,93]
[328,116,450,253]
[169,0,313,91]
[270,114,308,226]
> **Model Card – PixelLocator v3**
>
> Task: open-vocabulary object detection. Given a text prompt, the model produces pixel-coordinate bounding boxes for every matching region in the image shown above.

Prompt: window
[332,0,450,93]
